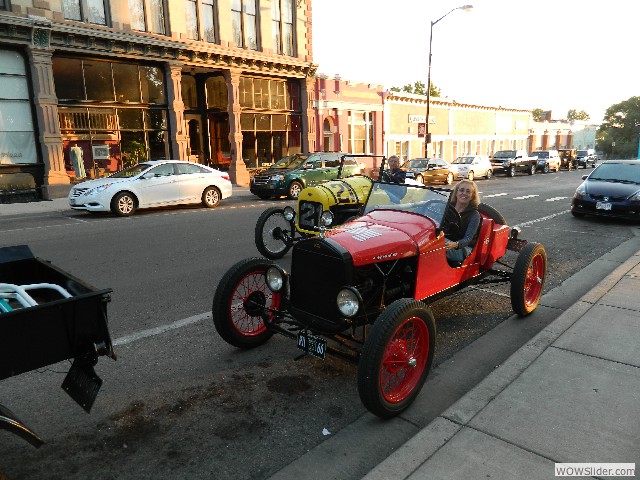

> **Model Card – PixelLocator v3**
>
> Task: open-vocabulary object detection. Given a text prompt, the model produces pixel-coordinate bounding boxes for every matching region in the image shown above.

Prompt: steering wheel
[421,199,448,218]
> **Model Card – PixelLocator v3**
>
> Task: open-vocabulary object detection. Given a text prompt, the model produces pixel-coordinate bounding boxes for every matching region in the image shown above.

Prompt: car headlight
[336,287,361,317]
[630,191,640,202]
[87,183,112,195]
[320,211,333,227]
[270,174,284,182]
[265,265,287,292]
[574,184,586,200]
[283,206,296,221]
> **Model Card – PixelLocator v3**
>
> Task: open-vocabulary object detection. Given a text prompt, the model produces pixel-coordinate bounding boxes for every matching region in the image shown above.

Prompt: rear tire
[508,165,516,177]
[467,170,475,181]
[212,257,278,349]
[255,207,295,259]
[445,172,454,185]
[543,163,549,174]
[358,299,435,418]
[528,163,536,175]
[510,242,547,316]
[485,169,493,180]
[478,203,507,224]
[414,174,424,184]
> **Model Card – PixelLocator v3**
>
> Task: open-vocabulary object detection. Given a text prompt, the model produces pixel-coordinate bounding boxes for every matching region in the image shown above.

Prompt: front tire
[202,186,221,208]
[111,192,136,216]
[543,163,549,174]
[288,180,303,199]
[255,207,295,259]
[510,242,547,316]
[212,257,278,349]
[358,299,435,418]
[528,163,536,175]
[508,165,516,177]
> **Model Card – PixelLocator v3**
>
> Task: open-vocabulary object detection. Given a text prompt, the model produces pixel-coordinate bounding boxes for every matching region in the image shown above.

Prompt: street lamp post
[425,4,473,157]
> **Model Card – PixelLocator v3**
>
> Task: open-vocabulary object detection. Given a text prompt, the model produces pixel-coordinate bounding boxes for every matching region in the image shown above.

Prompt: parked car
[68,160,232,216]
[401,158,458,185]
[558,148,577,170]
[490,150,537,176]
[571,160,640,220]
[532,150,561,173]
[213,179,547,418]
[576,149,597,169]
[451,155,493,180]
[249,152,362,200]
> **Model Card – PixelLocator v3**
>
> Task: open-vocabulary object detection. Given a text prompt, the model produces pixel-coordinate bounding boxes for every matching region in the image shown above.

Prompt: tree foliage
[391,81,441,97]
[567,109,590,121]
[532,108,545,121]
[597,96,640,159]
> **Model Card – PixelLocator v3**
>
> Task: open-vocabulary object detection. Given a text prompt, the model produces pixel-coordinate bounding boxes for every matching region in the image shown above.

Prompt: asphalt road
[1,168,638,480]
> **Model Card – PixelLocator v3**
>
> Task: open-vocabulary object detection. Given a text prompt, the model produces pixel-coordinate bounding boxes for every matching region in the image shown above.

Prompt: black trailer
[0,245,116,447]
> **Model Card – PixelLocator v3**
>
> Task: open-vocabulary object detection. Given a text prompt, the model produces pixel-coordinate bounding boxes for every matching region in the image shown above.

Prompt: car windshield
[271,154,311,169]
[404,159,428,169]
[577,150,588,156]
[363,182,451,225]
[589,163,640,184]
[493,151,516,159]
[534,152,549,159]
[109,163,153,178]
[453,157,474,164]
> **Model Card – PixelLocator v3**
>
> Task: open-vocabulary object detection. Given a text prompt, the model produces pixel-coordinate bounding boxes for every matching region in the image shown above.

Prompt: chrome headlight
[283,206,296,221]
[320,211,334,227]
[574,184,586,200]
[337,287,361,317]
[266,265,287,292]
[630,191,640,202]
[270,174,284,182]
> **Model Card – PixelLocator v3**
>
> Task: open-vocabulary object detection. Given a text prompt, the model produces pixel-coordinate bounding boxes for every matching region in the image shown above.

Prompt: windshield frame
[109,163,153,178]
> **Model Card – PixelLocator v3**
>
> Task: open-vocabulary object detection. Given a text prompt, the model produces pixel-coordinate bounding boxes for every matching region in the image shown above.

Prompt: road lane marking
[113,312,211,347]
[513,210,569,228]
[513,195,539,200]
[482,193,508,198]
[545,196,568,202]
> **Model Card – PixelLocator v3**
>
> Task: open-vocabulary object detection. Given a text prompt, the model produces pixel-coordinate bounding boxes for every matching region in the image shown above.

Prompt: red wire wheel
[213,258,280,348]
[358,299,436,418]
[511,242,547,316]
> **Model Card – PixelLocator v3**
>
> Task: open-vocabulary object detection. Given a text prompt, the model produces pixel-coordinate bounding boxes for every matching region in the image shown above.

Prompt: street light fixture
[425,4,473,156]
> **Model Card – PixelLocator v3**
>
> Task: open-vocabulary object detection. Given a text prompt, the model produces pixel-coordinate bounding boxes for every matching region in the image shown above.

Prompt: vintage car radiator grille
[290,239,352,325]
[297,200,322,230]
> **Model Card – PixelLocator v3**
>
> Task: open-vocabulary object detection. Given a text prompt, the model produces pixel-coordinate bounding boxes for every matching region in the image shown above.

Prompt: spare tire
[478,203,507,225]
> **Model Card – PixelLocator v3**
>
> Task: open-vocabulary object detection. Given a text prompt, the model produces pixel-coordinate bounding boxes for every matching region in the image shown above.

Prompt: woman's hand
[445,240,459,250]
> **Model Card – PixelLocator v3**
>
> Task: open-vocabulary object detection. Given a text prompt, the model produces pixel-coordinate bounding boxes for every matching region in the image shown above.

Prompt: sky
[312,0,639,123]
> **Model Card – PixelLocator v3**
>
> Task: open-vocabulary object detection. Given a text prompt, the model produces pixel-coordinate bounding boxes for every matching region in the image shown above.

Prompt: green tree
[567,109,590,121]
[391,81,441,97]
[532,108,545,121]
[596,96,640,159]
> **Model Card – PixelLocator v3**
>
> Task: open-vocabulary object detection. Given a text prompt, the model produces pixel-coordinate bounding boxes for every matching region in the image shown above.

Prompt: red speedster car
[213,181,547,417]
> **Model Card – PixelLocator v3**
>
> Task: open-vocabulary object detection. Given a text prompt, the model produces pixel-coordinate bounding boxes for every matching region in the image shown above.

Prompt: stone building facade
[0,0,317,200]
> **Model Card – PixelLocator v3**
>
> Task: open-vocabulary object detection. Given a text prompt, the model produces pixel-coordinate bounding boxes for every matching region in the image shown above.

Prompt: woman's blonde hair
[449,179,480,207]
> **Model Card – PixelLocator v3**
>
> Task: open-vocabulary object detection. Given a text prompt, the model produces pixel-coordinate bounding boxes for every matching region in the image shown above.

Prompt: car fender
[0,403,44,448]
[298,176,371,208]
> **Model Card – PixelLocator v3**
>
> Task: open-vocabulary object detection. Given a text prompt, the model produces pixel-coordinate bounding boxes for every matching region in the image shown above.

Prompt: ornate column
[27,37,69,199]
[166,63,189,160]
[224,69,250,186]
[301,76,316,153]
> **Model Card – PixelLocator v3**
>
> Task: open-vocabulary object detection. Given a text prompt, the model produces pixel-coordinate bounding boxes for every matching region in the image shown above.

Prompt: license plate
[61,360,103,413]
[297,331,326,359]
[596,202,612,211]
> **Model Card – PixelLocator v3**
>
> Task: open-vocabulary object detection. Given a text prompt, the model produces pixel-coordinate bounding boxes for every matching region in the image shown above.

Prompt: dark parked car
[571,160,640,220]
[576,149,597,168]
[559,148,577,170]
[401,158,458,185]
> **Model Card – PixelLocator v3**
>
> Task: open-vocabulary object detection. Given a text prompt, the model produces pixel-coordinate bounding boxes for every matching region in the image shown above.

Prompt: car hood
[584,179,640,198]
[254,168,296,177]
[72,177,132,190]
[327,210,438,267]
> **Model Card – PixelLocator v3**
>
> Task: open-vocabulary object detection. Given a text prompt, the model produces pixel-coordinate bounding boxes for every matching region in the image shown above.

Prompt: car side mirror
[582,175,588,180]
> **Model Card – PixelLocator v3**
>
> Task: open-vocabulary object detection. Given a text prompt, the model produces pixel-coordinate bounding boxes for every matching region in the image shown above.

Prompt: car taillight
[221,173,230,181]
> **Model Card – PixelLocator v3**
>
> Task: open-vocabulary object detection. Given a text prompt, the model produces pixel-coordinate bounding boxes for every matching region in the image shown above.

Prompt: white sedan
[69,160,232,216]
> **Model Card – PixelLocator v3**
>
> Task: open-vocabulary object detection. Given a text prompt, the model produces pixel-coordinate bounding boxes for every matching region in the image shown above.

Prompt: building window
[231,0,258,50]
[62,0,108,24]
[202,0,219,43]
[239,77,298,111]
[0,0,10,11]
[348,111,374,154]
[186,0,199,40]
[129,0,166,34]
[271,0,294,56]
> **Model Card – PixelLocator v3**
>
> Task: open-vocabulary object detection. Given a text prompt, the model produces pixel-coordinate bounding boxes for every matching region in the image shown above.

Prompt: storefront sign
[409,114,435,124]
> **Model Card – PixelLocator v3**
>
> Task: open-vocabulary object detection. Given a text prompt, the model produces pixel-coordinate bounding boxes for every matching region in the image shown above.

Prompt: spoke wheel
[255,207,295,259]
[212,257,279,348]
[288,180,303,199]
[202,186,221,208]
[111,192,136,216]
[510,242,547,316]
[358,299,435,418]
[508,165,516,177]
[543,163,549,174]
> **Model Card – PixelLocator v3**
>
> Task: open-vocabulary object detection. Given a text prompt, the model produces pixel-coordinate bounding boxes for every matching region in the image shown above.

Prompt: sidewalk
[364,249,640,479]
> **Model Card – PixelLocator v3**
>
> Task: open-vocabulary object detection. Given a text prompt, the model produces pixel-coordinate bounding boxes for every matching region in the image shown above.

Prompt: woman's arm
[456,211,481,249]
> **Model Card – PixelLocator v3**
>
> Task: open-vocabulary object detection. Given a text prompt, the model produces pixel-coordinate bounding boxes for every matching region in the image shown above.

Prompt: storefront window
[348,110,374,154]
[114,63,141,103]
[205,76,227,110]
[0,50,37,165]
[83,60,114,101]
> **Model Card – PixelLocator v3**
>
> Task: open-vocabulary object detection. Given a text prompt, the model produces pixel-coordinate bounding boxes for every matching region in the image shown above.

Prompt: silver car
[452,155,493,181]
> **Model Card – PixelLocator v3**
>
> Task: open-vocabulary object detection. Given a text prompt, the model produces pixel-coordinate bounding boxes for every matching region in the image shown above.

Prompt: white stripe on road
[513,195,540,200]
[513,210,569,228]
[113,312,211,347]
[545,196,568,202]
[482,193,508,198]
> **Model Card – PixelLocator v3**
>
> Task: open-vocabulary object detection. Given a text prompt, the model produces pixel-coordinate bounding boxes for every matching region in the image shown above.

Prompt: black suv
[576,150,597,169]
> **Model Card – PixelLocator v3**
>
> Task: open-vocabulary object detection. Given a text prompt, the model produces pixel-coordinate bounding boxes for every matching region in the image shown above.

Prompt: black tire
[445,172,454,185]
[358,299,436,418]
[528,163,536,175]
[110,191,136,216]
[508,165,516,177]
[510,242,547,317]
[288,180,304,199]
[543,163,549,174]
[212,257,278,349]
[467,170,475,181]
[202,186,221,208]
[255,207,295,259]
[478,203,507,225]
[415,174,424,184]
[485,169,493,180]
